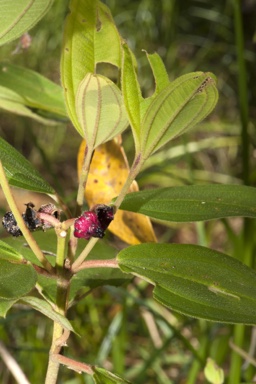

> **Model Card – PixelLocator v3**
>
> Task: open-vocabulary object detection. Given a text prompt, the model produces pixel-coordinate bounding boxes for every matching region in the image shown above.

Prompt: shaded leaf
[78,140,156,244]
[3,230,131,303]
[118,243,256,324]
[0,259,37,300]
[2,229,57,267]
[0,298,17,318]
[75,73,128,144]
[21,296,76,333]
[0,0,54,46]
[93,367,131,384]
[72,239,131,295]
[0,240,23,261]
[61,0,122,136]
[119,184,256,222]
[0,63,67,121]
[0,137,55,193]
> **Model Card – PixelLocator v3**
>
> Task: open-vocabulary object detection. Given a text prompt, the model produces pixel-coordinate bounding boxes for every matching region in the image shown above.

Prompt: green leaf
[0,259,37,300]
[2,229,57,267]
[119,184,256,222]
[21,296,76,333]
[121,45,218,159]
[141,72,218,157]
[0,63,67,122]
[0,85,63,125]
[0,240,23,261]
[121,43,142,150]
[204,358,224,384]
[3,231,131,303]
[118,243,256,324]
[0,0,54,46]
[93,367,132,384]
[0,298,17,318]
[76,73,128,145]
[61,0,122,137]
[0,137,55,193]
[145,51,169,95]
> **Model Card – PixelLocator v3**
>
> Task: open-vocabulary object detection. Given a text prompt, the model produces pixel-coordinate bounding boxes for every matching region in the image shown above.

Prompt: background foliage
[0,0,256,383]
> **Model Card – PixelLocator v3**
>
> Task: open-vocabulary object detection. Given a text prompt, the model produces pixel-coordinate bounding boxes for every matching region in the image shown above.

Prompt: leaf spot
[196,77,214,93]
[96,16,102,32]
[208,285,240,300]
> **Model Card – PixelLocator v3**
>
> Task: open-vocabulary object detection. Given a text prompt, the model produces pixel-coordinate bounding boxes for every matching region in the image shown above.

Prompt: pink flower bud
[74,211,104,240]
[73,205,114,240]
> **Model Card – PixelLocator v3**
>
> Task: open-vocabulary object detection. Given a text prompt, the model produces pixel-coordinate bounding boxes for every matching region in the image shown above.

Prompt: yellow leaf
[77,139,156,244]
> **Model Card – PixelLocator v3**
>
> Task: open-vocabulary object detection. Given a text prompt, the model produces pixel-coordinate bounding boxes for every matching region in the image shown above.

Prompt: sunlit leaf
[119,184,256,222]
[93,366,132,384]
[21,296,76,333]
[0,137,55,193]
[61,0,122,136]
[204,358,224,384]
[0,63,67,121]
[121,43,142,150]
[0,259,37,300]
[145,51,169,94]
[0,86,62,125]
[141,72,218,157]
[0,0,54,46]
[75,73,128,144]
[121,42,218,160]
[118,243,256,324]
[78,140,156,244]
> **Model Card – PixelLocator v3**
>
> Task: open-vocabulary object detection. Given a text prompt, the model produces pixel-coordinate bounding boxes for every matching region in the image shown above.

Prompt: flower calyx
[74,204,115,240]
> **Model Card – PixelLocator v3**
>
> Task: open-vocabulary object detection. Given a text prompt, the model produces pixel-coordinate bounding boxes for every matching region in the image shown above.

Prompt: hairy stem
[76,145,94,215]
[50,354,94,375]
[71,237,99,272]
[45,227,71,384]
[72,258,119,273]
[114,153,144,210]
[71,153,145,272]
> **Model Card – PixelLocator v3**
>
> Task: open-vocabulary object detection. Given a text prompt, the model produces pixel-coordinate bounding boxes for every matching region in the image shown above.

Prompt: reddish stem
[50,354,94,375]
[72,259,119,273]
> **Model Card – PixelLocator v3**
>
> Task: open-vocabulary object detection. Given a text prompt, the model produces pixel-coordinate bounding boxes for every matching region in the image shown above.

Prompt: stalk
[76,145,94,215]
[114,153,144,210]
[45,227,71,384]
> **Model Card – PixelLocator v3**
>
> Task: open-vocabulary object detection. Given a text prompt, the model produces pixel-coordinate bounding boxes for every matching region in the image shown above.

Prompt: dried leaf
[77,140,156,244]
